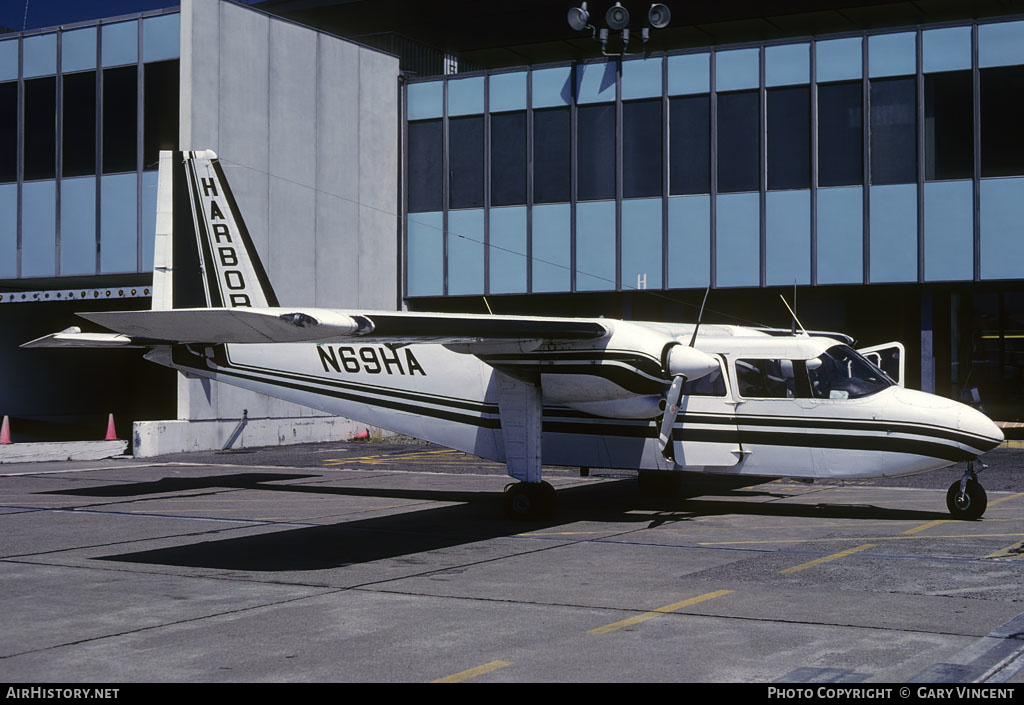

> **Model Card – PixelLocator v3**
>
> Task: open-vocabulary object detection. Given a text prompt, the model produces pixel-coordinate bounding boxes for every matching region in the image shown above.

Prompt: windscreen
[807,345,894,400]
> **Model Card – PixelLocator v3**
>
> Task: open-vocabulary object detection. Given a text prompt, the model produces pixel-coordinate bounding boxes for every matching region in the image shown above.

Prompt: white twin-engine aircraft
[25,150,1004,520]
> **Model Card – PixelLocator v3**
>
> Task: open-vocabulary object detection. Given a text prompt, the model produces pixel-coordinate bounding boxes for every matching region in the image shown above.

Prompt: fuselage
[155,322,1003,481]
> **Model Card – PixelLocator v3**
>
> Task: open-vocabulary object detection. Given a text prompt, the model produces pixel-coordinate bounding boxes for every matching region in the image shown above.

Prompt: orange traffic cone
[104,413,118,441]
[350,428,369,441]
[1,415,11,444]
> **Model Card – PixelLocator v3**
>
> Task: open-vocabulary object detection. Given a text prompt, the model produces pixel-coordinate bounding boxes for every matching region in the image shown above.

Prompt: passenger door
[857,342,905,387]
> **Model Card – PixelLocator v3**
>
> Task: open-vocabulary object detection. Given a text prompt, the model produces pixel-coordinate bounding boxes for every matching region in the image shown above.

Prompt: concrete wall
[142,0,400,452]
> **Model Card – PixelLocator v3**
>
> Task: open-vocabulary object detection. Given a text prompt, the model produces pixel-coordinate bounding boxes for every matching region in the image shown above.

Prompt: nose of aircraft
[957,403,1004,452]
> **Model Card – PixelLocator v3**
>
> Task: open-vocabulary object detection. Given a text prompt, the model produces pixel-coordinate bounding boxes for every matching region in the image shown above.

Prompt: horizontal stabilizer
[75,308,609,346]
[21,327,143,349]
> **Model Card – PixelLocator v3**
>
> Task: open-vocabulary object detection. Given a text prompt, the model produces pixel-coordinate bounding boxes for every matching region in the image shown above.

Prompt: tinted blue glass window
[925,71,972,181]
[407,81,443,120]
[142,14,180,63]
[63,72,96,178]
[60,177,97,276]
[489,71,526,112]
[0,41,16,82]
[534,107,570,203]
[532,203,570,292]
[869,183,917,282]
[62,27,97,73]
[144,60,179,169]
[23,34,56,77]
[142,170,157,271]
[0,82,16,182]
[979,20,1024,68]
[448,75,484,116]
[491,111,526,206]
[818,81,862,187]
[923,26,971,73]
[407,211,443,296]
[980,66,1024,177]
[766,43,809,86]
[717,91,758,193]
[101,173,138,273]
[869,32,916,78]
[578,103,615,200]
[816,37,862,83]
[767,86,810,190]
[622,198,662,290]
[489,206,526,294]
[24,77,56,181]
[449,115,484,209]
[667,195,710,288]
[622,57,662,100]
[924,180,972,281]
[102,21,138,67]
[716,192,759,287]
[576,61,616,104]
[576,200,616,291]
[0,184,15,277]
[532,66,572,108]
[980,177,1024,279]
[668,52,709,95]
[22,180,56,277]
[817,186,863,285]
[766,190,810,285]
[623,99,662,198]
[447,208,484,295]
[407,120,442,213]
[102,66,137,174]
[715,48,759,91]
[870,78,916,185]
[669,95,710,195]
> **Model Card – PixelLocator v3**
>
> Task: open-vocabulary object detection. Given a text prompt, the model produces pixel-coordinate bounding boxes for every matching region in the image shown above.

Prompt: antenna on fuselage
[688,285,711,347]
[780,294,809,337]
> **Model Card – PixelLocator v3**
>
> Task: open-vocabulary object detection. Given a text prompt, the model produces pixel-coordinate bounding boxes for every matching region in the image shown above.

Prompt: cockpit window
[807,345,894,399]
[736,358,797,398]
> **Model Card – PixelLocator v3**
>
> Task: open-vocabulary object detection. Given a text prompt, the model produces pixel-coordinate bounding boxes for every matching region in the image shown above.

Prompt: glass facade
[0,11,179,280]
[403,19,1024,298]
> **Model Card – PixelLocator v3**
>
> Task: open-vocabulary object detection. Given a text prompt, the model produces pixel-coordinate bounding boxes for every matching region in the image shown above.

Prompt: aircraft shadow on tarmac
[37,471,953,572]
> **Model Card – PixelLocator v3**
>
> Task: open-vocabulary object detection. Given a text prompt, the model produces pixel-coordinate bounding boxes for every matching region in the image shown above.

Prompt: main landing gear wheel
[946,479,987,520]
[503,481,557,520]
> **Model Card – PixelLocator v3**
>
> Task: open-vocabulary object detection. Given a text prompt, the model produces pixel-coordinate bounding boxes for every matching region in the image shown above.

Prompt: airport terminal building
[1,0,1023,451]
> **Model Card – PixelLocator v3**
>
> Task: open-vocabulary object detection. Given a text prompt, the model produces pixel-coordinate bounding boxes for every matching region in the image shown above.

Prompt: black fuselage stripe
[172,351,995,461]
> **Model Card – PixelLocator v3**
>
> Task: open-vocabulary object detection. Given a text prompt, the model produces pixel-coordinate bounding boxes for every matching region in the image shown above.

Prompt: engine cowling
[663,342,720,381]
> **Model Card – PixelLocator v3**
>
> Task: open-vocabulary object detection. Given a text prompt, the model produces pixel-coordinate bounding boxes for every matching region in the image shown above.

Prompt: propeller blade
[658,374,687,457]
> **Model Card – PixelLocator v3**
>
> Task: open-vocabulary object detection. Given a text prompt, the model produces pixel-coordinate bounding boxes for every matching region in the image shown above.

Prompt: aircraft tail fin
[152,150,279,311]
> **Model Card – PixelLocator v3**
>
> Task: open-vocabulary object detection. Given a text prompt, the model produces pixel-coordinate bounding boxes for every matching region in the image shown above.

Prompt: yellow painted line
[1000,440,1024,449]
[432,661,512,683]
[986,540,1024,559]
[587,590,733,635]
[989,492,1024,508]
[698,532,1024,546]
[903,519,948,535]
[779,543,875,574]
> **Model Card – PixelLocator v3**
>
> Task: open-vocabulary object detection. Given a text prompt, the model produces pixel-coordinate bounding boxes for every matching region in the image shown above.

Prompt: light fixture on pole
[567,2,672,57]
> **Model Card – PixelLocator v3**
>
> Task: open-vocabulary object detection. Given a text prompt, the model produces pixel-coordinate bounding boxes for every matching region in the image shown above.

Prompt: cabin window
[807,345,893,399]
[736,358,799,398]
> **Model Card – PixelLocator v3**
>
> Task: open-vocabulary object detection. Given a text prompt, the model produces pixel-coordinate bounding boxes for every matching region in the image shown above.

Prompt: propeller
[658,287,713,461]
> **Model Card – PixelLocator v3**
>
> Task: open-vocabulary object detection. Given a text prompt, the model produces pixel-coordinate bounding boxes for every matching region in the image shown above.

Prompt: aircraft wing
[23,307,609,349]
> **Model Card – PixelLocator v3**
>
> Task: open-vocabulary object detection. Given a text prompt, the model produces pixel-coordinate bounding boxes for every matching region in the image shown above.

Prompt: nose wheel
[503,481,557,519]
[946,462,988,520]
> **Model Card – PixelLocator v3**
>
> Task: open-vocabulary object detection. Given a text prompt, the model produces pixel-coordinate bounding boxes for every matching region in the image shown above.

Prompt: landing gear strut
[503,481,557,519]
[946,461,988,521]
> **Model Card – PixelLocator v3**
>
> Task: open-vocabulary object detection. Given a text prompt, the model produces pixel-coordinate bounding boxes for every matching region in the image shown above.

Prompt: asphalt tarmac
[1,441,1023,684]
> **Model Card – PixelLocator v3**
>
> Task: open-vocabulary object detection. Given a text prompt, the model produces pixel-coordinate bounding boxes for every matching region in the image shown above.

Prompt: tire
[503,481,556,519]
[946,479,987,520]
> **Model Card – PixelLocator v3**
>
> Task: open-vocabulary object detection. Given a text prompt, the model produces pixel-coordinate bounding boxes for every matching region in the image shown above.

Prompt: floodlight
[567,3,590,31]
[606,2,630,31]
[648,3,671,29]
